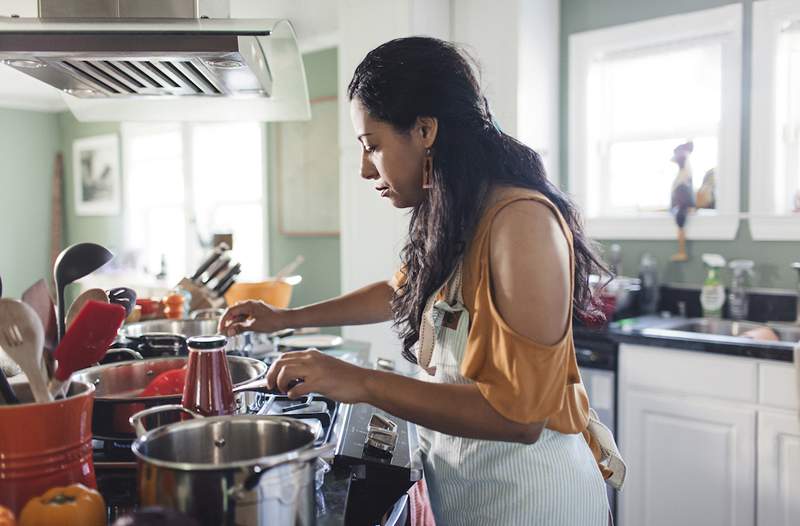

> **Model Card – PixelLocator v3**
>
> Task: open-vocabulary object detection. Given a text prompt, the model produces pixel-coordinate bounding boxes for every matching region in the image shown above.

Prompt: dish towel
[588,408,627,491]
[794,342,800,422]
[407,479,436,526]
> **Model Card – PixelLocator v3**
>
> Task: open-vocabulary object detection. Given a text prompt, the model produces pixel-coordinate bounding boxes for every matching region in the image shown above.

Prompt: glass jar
[182,335,234,417]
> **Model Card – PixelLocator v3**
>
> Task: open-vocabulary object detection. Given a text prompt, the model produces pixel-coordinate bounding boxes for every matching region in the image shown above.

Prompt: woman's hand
[265,349,369,403]
[218,300,290,336]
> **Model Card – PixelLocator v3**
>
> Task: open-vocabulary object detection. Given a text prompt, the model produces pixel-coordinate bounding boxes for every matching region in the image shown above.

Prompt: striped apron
[415,265,609,525]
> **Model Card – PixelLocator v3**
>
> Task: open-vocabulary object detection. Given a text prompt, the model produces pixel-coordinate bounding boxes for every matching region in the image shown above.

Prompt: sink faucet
[793,262,800,324]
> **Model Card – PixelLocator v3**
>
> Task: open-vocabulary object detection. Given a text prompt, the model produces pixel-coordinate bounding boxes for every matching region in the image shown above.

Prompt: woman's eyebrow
[357,133,373,140]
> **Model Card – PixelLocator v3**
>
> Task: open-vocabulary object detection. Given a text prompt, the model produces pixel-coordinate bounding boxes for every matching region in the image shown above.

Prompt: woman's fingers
[218,302,253,331]
[222,320,254,336]
[287,380,313,399]
[275,363,307,393]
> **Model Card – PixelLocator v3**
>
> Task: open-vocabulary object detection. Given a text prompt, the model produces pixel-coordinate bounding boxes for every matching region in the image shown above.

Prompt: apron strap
[417,262,464,372]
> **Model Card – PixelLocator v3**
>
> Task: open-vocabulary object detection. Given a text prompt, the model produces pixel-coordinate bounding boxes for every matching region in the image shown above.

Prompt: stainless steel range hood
[0,0,310,121]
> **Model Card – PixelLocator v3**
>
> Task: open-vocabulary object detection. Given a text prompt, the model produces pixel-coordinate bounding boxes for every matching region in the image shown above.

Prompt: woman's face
[349,97,436,209]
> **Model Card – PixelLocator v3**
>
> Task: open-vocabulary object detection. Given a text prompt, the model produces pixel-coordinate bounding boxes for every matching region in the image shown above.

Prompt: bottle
[182,335,235,417]
[638,253,659,314]
[608,244,622,276]
[700,254,726,318]
[727,260,754,320]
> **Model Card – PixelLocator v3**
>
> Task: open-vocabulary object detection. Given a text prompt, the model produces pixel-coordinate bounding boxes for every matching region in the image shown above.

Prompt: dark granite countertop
[575,315,796,363]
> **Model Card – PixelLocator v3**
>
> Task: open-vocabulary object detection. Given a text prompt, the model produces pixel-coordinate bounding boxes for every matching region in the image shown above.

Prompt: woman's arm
[265,350,545,444]
[265,199,571,443]
[219,280,395,335]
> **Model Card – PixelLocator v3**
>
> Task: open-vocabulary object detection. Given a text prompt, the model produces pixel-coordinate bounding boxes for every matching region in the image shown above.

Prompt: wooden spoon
[66,288,108,328]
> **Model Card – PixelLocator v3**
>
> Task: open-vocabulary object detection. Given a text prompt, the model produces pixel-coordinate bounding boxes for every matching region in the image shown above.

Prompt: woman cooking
[220,37,611,524]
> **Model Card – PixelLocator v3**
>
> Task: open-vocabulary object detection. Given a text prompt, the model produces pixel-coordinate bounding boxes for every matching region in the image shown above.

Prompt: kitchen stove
[93,374,420,525]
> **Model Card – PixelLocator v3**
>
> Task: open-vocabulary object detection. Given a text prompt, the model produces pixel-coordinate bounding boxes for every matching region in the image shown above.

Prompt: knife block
[175,278,226,312]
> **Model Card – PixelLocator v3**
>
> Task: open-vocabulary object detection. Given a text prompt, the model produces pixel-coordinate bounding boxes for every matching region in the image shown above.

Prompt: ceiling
[0,0,339,112]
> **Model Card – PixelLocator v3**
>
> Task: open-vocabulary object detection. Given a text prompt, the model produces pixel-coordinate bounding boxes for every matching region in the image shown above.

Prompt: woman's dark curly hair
[348,36,606,363]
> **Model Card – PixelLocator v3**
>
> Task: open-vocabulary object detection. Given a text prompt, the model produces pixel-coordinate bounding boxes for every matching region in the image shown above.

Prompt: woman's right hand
[218,300,291,336]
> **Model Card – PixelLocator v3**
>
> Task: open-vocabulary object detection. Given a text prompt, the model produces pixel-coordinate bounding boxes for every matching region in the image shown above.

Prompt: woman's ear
[416,116,438,149]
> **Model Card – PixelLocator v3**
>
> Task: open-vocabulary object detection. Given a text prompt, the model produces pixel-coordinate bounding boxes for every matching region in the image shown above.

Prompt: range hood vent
[0,0,310,122]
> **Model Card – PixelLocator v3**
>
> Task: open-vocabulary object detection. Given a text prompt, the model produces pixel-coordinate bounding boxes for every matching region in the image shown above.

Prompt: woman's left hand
[265,349,370,402]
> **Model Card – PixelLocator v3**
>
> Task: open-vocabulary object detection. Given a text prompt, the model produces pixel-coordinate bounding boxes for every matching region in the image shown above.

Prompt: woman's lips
[375,185,390,197]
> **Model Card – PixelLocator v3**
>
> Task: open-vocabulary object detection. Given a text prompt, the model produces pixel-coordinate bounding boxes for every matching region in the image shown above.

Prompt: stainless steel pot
[120,319,222,357]
[74,356,267,440]
[122,319,220,339]
[130,406,333,526]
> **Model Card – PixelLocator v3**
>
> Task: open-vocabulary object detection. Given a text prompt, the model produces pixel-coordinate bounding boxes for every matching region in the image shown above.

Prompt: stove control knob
[365,413,398,455]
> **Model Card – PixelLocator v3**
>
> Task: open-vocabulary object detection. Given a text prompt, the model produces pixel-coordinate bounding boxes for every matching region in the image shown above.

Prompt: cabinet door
[758,410,800,526]
[619,391,756,526]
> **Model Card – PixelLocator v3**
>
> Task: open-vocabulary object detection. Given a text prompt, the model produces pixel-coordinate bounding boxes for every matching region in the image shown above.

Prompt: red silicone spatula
[49,300,126,397]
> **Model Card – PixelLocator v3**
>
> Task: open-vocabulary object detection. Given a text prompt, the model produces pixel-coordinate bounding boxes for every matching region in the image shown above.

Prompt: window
[751,0,800,240]
[569,5,742,239]
[123,122,266,284]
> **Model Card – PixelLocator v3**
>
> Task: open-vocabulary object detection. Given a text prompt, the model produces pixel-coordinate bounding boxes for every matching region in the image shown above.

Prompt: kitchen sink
[648,318,800,344]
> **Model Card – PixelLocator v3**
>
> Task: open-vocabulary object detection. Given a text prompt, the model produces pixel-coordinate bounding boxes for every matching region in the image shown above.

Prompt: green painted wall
[560,0,800,290]
[57,114,123,251]
[0,108,60,298]
[267,48,341,308]
[57,48,341,308]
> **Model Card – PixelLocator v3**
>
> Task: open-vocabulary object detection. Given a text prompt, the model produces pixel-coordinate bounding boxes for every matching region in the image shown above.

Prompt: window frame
[568,4,743,240]
[750,0,800,240]
[121,121,269,282]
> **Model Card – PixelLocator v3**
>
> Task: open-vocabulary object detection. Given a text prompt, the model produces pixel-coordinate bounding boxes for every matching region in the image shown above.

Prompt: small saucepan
[73,355,268,441]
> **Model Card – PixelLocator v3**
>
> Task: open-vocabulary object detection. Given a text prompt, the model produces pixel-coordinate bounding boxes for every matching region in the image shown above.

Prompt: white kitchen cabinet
[620,389,756,526]
[757,409,800,526]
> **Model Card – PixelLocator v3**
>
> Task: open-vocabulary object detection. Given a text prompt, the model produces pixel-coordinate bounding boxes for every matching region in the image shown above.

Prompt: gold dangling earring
[422,148,433,189]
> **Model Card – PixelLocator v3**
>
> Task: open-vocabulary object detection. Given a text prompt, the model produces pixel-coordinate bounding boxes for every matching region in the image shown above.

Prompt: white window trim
[569,5,743,240]
[750,0,800,241]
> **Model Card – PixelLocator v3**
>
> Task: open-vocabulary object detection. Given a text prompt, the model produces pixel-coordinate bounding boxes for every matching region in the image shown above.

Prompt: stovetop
[93,356,420,525]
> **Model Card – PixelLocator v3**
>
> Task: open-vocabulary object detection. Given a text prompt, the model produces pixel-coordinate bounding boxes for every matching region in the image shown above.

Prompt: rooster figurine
[670,141,695,262]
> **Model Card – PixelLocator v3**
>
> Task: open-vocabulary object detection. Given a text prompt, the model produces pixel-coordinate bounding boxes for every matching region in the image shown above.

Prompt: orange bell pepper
[0,505,16,526]
[18,484,105,526]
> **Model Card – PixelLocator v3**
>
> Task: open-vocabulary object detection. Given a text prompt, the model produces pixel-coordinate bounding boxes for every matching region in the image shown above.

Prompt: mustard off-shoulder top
[395,187,609,477]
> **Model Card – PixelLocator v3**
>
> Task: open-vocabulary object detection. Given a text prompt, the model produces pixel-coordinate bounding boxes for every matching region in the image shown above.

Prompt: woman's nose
[360,152,378,180]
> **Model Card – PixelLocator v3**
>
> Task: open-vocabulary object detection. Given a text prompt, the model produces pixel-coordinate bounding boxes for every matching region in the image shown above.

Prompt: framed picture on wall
[73,134,121,216]
[276,95,340,236]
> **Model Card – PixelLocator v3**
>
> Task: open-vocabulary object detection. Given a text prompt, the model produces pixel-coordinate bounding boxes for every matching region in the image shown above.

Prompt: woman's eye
[364,145,377,153]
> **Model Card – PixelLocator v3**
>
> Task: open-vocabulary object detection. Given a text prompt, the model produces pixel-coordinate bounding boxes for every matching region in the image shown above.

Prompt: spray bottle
[700,253,726,318]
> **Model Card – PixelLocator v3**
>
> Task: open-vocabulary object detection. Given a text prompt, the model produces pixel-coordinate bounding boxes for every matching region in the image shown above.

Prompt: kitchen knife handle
[190,243,228,282]
[213,263,241,294]
[202,256,232,286]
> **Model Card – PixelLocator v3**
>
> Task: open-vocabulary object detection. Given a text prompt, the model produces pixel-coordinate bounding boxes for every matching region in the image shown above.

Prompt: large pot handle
[232,377,303,396]
[129,404,204,438]
[101,348,144,363]
[237,443,336,493]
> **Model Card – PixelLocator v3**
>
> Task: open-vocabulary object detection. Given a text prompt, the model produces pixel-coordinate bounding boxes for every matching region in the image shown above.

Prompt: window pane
[604,44,722,137]
[190,122,266,278]
[192,123,263,204]
[200,203,264,281]
[789,43,800,213]
[606,136,718,213]
[142,206,186,284]
[125,126,186,281]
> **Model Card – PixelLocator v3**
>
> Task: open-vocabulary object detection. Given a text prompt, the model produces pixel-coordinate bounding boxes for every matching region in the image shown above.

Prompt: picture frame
[276,96,340,236]
[73,134,121,216]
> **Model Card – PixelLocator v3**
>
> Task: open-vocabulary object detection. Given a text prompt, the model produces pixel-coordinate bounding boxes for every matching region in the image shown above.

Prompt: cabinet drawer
[759,362,798,411]
[620,344,758,403]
